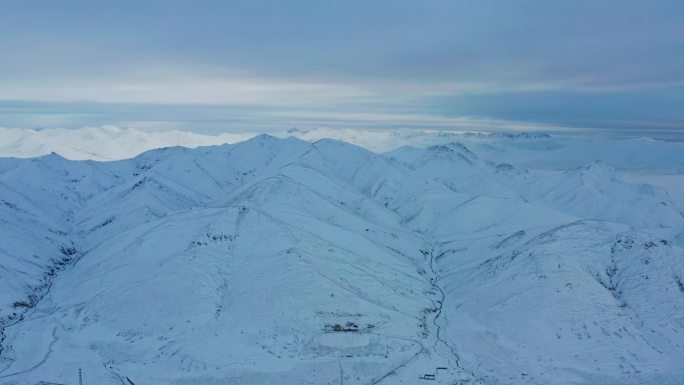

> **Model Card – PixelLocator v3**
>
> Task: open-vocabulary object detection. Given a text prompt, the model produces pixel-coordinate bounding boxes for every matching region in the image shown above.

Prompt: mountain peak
[579,161,619,180]
[425,142,479,164]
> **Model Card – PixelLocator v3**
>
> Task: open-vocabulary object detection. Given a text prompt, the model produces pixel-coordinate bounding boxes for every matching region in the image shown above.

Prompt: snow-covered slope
[514,162,683,228]
[1,135,683,385]
[390,144,684,228]
[387,142,524,199]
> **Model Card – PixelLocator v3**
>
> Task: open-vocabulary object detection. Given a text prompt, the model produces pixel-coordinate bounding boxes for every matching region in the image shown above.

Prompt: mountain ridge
[0,135,683,385]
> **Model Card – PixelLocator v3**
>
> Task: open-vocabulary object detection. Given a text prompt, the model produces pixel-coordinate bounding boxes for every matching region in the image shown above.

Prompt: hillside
[0,135,683,385]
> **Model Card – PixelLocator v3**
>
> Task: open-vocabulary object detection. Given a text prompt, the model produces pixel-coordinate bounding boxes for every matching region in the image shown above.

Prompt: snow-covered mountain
[0,135,683,385]
[4,126,684,170]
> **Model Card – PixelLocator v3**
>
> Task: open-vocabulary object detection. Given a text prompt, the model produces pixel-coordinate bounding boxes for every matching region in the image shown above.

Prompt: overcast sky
[1,0,683,137]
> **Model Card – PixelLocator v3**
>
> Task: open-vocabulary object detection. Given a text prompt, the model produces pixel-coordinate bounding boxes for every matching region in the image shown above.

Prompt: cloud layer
[1,1,682,134]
